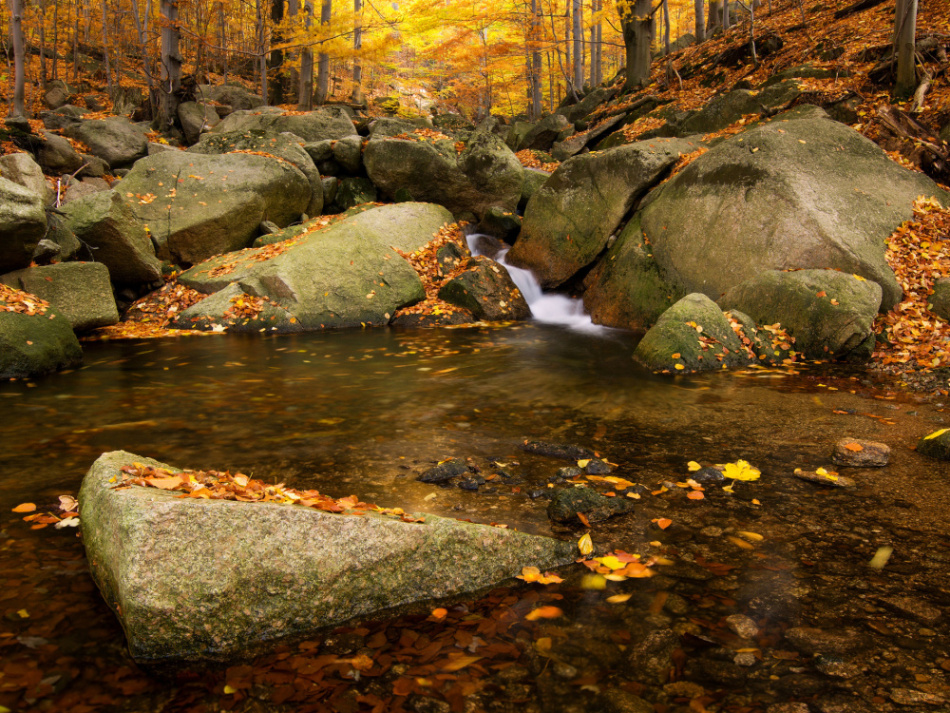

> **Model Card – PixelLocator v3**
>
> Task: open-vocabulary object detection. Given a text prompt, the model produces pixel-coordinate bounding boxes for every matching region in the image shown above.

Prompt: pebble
[784,627,866,655]
[734,652,758,667]
[700,525,724,537]
[831,438,890,467]
[813,654,865,678]
[555,466,583,480]
[725,614,759,639]
[662,681,706,698]
[552,662,578,679]
[585,458,613,475]
[890,688,947,706]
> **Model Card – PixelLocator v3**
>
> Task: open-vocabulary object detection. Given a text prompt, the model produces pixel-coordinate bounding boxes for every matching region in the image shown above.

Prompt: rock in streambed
[79,451,576,664]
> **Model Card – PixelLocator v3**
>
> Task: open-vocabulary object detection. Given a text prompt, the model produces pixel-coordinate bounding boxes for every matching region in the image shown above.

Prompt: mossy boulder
[117,150,311,265]
[0,294,82,379]
[438,256,531,321]
[60,190,163,286]
[641,106,948,311]
[188,129,324,217]
[633,293,747,373]
[917,429,950,460]
[364,128,524,218]
[0,177,47,274]
[211,106,357,142]
[0,262,118,332]
[547,486,635,524]
[63,117,148,168]
[719,269,882,360]
[583,216,686,332]
[507,137,697,288]
[175,203,451,331]
[79,450,576,664]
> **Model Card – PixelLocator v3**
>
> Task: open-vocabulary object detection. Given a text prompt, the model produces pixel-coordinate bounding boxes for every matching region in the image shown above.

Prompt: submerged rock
[79,451,577,664]
[916,428,950,460]
[521,441,596,461]
[418,458,470,483]
[547,486,634,524]
[831,438,890,467]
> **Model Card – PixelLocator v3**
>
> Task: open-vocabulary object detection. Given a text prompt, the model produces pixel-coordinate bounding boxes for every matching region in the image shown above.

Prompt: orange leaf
[430,607,448,621]
[816,291,827,298]
[525,606,563,621]
[12,502,36,513]
[577,512,591,527]
[686,490,705,500]
[439,655,483,672]
[145,475,185,490]
[653,518,673,530]
[844,442,864,452]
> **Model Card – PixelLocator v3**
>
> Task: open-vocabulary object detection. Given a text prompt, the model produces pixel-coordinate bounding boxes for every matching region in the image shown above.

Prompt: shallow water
[2,325,949,712]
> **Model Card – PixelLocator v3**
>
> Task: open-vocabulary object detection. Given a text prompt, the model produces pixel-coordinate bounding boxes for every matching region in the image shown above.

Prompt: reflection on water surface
[2,325,949,712]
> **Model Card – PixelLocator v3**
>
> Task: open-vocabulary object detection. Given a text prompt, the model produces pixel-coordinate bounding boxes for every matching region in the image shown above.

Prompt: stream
[2,325,950,712]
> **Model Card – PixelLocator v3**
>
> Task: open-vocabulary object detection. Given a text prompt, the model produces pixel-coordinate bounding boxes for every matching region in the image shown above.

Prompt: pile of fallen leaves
[514,149,558,173]
[0,284,51,317]
[392,128,454,144]
[873,196,950,379]
[83,280,211,341]
[393,222,474,322]
[10,495,79,530]
[116,462,426,523]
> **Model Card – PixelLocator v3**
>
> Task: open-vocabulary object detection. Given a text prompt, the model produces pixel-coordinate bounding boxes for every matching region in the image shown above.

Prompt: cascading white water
[466,234,604,332]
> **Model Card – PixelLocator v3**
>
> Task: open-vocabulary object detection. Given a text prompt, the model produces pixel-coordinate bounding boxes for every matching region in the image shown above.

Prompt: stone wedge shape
[80,451,577,664]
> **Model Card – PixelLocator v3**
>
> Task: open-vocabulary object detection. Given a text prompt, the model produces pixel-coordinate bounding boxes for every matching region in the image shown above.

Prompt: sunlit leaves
[516,566,564,585]
[12,503,36,513]
[577,533,593,556]
[524,606,563,621]
[721,460,761,482]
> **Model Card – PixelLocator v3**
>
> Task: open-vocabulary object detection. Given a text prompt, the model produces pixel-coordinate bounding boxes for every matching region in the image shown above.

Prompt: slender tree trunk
[131,0,156,116]
[546,50,555,111]
[694,0,705,41]
[352,0,363,103]
[894,0,917,98]
[707,0,721,33]
[663,0,670,58]
[38,0,47,88]
[620,0,653,90]
[530,0,542,116]
[100,0,113,95]
[572,0,582,91]
[218,2,227,82]
[52,0,59,80]
[256,0,268,104]
[315,0,331,104]
[298,0,314,108]
[7,0,27,116]
[268,0,284,102]
[722,0,730,29]
[73,0,80,81]
[159,0,182,130]
[589,0,602,86]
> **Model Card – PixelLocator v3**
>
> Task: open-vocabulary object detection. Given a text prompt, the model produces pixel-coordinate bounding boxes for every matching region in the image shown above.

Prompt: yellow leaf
[223,685,238,694]
[687,461,701,471]
[674,363,686,371]
[737,531,763,542]
[580,573,606,590]
[868,545,893,570]
[594,555,626,570]
[606,593,633,603]
[721,460,760,481]
[17,609,29,618]
[924,428,949,440]
[853,274,866,281]
[726,535,755,550]
[535,637,552,653]
[517,566,541,582]
[578,533,593,556]
[577,459,591,468]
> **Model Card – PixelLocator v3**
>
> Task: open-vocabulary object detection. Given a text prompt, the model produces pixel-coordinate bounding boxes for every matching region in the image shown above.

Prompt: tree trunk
[159,0,182,130]
[7,0,27,116]
[694,0,705,41]
[256,0,268,104]
[218,2,228,83]
[589,0,602,86]
[100,0,113,95]
[707,0,721,32]
[572,0,583,91]
[352,0,363,103]
[315,0,331,104]
[269,0,284,102]
[38,0,47,88]
[722,0,730,29]
[893,0,917,98]
[131,0,156,117]
[298,0,314,108]
[620,0,653,90]
[530,0,542,117]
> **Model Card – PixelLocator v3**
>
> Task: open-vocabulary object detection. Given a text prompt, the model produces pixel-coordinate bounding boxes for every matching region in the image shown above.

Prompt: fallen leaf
[525,606,563,621]
[686,490,705,500]
[653,518,673,530]
[843,442,864,452]
[578,533,593,556]
[430,607,448,621]
[687,461,701,471]
[12,503,36,513]
[577,512,591,527]
[607,592,633,604]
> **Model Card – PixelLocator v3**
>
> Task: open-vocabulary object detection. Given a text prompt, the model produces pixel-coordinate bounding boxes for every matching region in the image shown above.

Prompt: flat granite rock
[79,451,576,664]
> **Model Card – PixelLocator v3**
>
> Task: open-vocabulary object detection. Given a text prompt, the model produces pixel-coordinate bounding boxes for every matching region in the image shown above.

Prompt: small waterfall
[466,234,604,332]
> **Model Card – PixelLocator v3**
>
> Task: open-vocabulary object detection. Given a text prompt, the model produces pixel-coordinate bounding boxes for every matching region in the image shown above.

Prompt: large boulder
[0,262,119,332]
[718,269,882,360]
[364,128,524,218]
[64,117,148,168]
[60,190,163,285]
[0,153,53,205]
[519,113,572,152]
[212,107,358,142]
[633,293,747,373]
[117,150,312,265]
[177,102,221,145]
[79,450,576,663]
[640,106,949,311]
[195,84,264,114]
[188,129,324,218]
[0,177,48,274]
[583,215,686,332]
[174,203,452,331]
[677,80,802,135]
[36,131,86,174]
[507,137,698,288]
[0,286,82,378]
[438,256,531,321]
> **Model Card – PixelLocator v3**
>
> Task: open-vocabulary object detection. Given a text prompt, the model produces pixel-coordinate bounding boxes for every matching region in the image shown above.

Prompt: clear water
[2,326,949,712]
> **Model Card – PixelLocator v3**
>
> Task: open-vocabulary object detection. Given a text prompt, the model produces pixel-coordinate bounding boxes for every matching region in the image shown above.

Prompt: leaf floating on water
[721,460,761,481]
[517,566,564,585]
[12,503,36,513]
[577,459,591,468]
[577,533,593,556]
[686,490,705,500]
[687,461,702,471]
[653,518,673,530]
[430,607,448,621]
[868,546,894,570]
[525,606,563,621]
